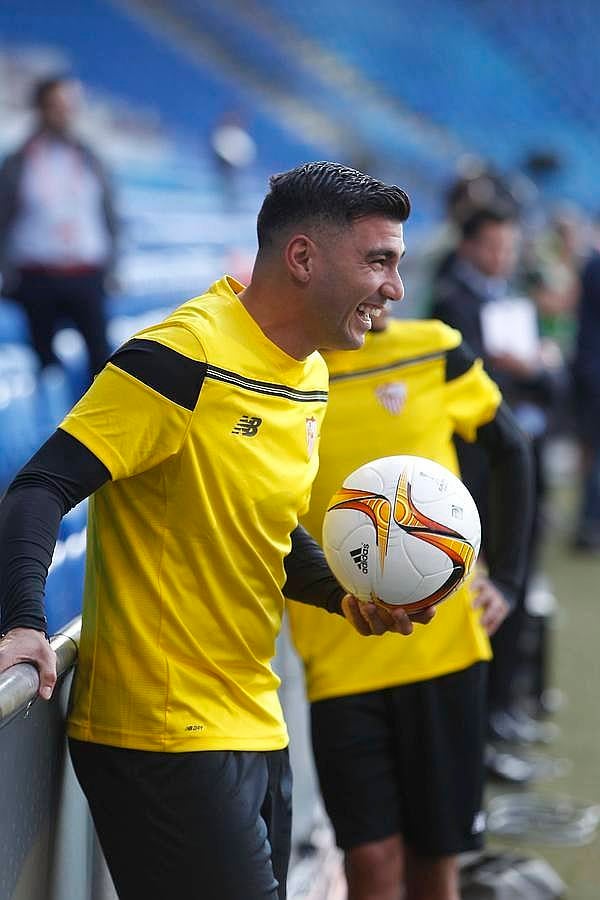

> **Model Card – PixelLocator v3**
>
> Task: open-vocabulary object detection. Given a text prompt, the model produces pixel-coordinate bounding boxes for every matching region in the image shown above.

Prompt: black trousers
[69,739,292,900]
[488,435,547,710]
[458,434,548,711]
[15,268,110,378]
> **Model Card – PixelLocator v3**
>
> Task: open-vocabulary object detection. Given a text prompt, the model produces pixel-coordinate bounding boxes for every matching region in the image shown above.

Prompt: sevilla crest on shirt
[375,381,407,415]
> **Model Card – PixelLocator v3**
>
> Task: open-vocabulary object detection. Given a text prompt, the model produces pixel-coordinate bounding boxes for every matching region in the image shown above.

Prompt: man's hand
[341,595,436,636]
[471,575,509,635]
[488,351,540,380]
[0,628,57,700]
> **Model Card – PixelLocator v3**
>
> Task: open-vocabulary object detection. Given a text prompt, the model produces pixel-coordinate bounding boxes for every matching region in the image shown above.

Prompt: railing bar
[0,616,82,725]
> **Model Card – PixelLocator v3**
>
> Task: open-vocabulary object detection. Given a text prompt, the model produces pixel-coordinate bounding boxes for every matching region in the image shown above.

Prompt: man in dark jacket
[431,206,560,746]
[573,251,600,549]
[0,75,118,379]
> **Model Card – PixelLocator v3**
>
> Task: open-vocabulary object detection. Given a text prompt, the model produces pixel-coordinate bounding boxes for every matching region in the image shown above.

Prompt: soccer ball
[322,455,481,613]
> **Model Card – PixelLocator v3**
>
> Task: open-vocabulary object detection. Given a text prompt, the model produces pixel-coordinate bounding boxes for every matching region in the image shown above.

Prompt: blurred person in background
[418,158,522,313]
[572,227,600,552]
[522,207,583,356]
[0,74,118,380]
[431,206,565,747]
[288,303,532,900]
[210,110,257,211]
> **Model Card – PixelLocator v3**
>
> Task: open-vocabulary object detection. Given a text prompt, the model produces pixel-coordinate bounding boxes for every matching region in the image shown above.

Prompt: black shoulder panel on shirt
[110,338,207,411]
[445,341,478,382]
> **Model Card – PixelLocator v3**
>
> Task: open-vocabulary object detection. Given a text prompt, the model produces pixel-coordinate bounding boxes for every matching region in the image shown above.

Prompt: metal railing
[0,617,118,900]
[0,618,324,899]
[0,618,80,726]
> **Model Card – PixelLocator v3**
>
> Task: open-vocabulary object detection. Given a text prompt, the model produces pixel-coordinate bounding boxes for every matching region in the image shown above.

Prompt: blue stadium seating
[0,0,321,170]
[0,369,39,485]
[265,0,600,207]
[165,0,457,177]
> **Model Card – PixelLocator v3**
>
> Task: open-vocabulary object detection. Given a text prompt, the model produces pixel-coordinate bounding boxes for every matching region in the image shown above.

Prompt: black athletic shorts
[69,739,292,900]
[310,662,488,857]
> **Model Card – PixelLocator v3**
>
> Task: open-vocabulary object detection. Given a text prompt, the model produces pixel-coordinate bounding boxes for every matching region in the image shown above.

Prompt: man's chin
[319,326,368,352]
[341,331,367,350]
[370,317,389,333]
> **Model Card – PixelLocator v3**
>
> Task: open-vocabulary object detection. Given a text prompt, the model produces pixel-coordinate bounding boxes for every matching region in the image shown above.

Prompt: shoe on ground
[488,707,559,745]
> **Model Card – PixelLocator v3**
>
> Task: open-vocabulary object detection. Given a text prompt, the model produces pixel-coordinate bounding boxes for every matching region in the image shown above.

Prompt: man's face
[39,82,79,133]
[308,215,405,351]
[462,221,519,279]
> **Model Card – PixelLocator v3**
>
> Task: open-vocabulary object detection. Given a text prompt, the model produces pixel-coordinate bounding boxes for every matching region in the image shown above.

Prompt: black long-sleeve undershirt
[475,401,533,608]
[283,526,345,613]
[446,342,533,609]
[0,430,110,634]
[0,429,344,635]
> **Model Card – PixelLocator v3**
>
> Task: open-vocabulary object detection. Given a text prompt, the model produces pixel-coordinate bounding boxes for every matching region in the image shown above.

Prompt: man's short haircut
[461,205,518,241]
[256,161,411,251]
[31,75,70,109]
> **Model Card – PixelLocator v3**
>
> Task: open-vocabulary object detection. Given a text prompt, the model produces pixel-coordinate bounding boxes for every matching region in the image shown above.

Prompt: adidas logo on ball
[350,544,369,574]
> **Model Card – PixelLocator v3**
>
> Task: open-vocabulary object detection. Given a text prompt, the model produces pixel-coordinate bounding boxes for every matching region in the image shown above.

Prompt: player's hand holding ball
[341,592,436,636]
[324,455,481,632]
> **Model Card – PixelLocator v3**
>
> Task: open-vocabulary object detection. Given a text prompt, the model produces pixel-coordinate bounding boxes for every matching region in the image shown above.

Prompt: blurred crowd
[414,158,600,782]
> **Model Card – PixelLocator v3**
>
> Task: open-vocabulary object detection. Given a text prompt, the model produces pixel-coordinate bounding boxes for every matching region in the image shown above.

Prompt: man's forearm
[0,430,110,635]
[283,525,345,615]
[477,403,534,607]
[0,484,63,634]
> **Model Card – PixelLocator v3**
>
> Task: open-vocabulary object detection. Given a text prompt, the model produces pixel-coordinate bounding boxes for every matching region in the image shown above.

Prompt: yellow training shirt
[62,276,328,751]
[287,318,501,702]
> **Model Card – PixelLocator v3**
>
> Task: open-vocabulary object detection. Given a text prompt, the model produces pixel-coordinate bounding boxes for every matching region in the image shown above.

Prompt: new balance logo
[350,544,369,574]
[232,415,263,437]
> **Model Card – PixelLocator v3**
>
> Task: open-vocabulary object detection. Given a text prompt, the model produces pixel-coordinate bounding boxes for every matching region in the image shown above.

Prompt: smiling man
[244,165,407,358]
[0,162,424,900]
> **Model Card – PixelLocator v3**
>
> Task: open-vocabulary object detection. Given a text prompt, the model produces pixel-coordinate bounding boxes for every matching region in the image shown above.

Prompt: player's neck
[239,279,315,361]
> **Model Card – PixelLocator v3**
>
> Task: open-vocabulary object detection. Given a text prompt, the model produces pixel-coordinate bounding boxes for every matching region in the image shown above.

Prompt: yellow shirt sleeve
[445,356,502,443]
[59,323,205,480]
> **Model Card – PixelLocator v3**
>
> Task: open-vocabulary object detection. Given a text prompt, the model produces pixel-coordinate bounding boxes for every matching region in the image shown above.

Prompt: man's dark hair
[461,205,518,241]
[31,75,70,110]
[256,161,411,250]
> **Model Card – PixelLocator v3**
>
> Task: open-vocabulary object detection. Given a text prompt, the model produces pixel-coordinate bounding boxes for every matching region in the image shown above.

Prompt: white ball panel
[409,461,455,505]
[420,570,464,602]
[403,532,454,577]
[371,533,420,604]
[323,507,366,551]
[397,573,442,607]
[343,463,386,493]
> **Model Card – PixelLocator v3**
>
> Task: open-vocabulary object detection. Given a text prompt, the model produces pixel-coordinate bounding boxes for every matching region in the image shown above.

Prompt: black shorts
[69,739,292,900]
[310,662,487,857]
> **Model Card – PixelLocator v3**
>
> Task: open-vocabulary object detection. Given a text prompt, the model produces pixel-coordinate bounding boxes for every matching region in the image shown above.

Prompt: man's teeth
[357,304,382,318]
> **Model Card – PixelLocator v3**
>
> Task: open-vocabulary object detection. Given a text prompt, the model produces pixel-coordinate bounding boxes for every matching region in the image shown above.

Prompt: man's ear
[285,234,314,283]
